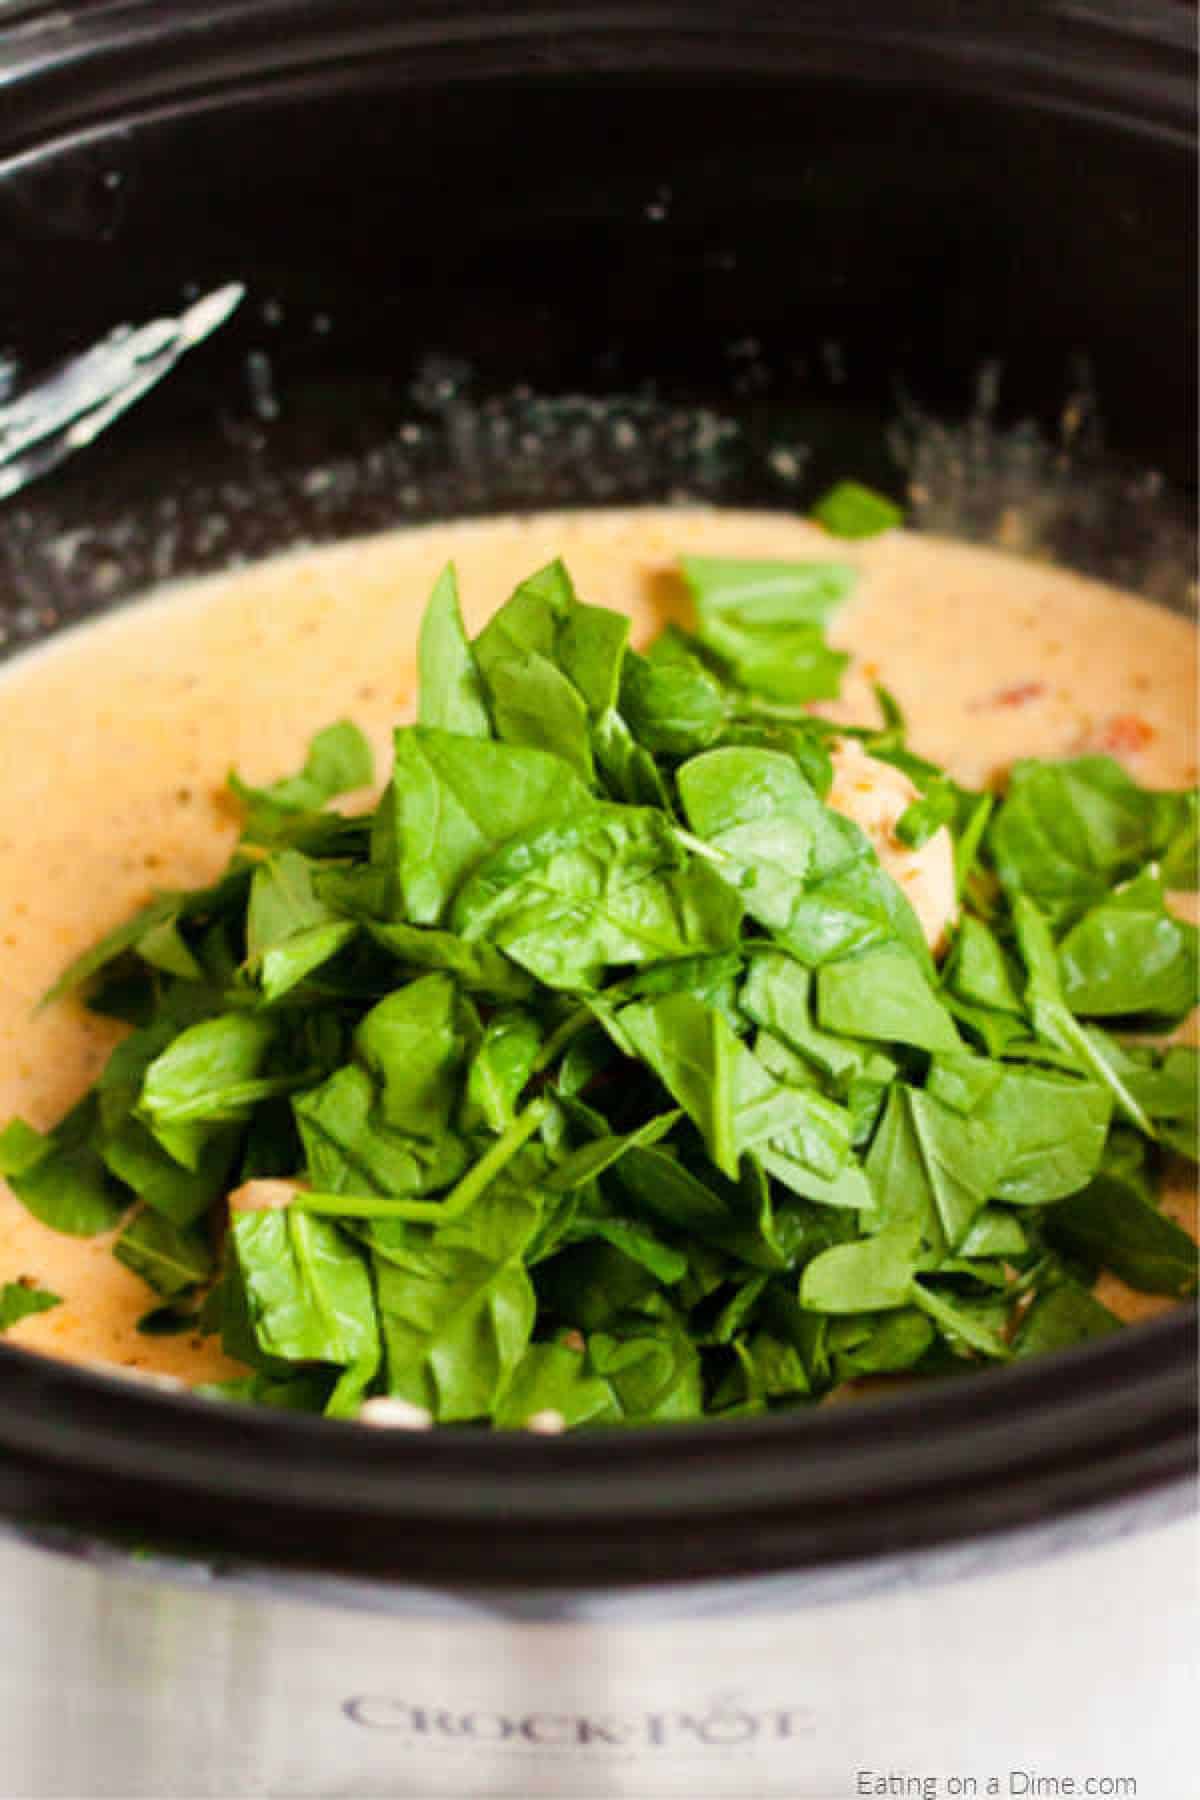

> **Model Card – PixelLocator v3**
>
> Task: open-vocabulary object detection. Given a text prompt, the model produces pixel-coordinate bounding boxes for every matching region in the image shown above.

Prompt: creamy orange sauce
[0,507,1194,1379]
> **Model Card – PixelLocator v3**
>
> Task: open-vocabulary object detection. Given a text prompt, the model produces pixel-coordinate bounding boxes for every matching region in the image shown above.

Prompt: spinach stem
[296,1097,549,1223]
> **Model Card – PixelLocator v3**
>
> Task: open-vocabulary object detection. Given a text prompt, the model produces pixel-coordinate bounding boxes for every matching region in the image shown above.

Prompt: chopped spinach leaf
[115,1209,212,1298]
[229,721,374,845]
[1046,1175,1198,1297]
[417,563,492,737]
[681,555,853,703]
[990,757,1194,925]
[0,1100,126,1236]
[811,480,904,540]
[0,1282,62,1330]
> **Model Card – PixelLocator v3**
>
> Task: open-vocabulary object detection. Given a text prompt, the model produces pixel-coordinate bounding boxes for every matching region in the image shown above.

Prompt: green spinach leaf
[817,944,961,1053]
[0,1282,62,1330]
[0,1100,125,1236]
[453,806,741,990]
[677,747,823,931]
[232,1207,380,1410]
[229,721,374,845]
[114,1209,212,1297]
[1058,868,1197,1025]
[990,757,1194,924]
[1013,1282,1122,1356]
[417,563,492,737]
[681,555,854,703]
[812,480,903,540]
[1046,1175,1198,1297]
[619,631,727,756]
[378,727,591,924]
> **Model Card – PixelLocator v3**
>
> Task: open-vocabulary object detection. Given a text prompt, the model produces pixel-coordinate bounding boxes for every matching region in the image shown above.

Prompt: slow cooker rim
[0,1306,1193,1516]
[0,0,1195,167]
[0,1310,1193,1586]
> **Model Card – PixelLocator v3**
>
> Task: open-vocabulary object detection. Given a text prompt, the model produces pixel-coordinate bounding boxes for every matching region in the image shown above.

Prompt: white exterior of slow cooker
[2,1494,1194,1798]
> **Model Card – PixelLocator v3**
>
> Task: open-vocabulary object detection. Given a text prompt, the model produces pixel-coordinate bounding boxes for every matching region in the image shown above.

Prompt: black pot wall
[0,2,1194,621]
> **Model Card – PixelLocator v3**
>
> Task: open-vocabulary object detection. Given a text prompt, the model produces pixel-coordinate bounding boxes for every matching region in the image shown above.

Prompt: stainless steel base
[2,1499,1196,1798]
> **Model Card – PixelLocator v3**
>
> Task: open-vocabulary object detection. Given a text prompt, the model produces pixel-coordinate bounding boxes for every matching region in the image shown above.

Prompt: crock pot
[0,4,1195,1796]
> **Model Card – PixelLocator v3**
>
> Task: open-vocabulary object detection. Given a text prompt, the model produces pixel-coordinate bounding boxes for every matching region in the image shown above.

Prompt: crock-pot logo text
[343,1695,815,1750]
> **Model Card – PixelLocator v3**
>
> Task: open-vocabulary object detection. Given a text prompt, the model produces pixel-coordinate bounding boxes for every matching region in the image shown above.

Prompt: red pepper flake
[969,680,1046,712]
[1092,713,1156,753]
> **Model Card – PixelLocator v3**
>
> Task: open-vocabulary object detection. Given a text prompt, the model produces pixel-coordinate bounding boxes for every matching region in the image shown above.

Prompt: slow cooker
[0,4,1195,1796]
